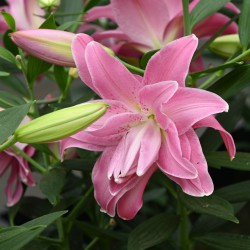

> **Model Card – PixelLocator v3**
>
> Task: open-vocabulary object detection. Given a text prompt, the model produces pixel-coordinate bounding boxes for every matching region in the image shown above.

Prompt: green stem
[12,145,46,173]
[67,186,94,222]
[119,59,145,75]
[84,238,99,250]
[0,136,17,151]
[199,72,222,89]
[36,97,60,104]
[58,75,73,105]
[179,200,190,250]
[182,0,191,35]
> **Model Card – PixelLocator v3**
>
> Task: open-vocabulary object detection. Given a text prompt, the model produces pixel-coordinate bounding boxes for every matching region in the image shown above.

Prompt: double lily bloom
[85,0,238,58]
[60,34,235,219]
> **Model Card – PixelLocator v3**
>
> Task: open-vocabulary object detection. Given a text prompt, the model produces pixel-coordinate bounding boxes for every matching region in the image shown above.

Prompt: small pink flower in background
[84,0,239,70]
[60,34,235,219]
[0,0,45,33]
[0,115,35,206]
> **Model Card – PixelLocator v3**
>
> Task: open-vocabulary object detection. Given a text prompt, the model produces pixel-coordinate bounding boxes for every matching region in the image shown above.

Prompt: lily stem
[12,145,46,173]
[179,200,190,250]
[182,0,191,35]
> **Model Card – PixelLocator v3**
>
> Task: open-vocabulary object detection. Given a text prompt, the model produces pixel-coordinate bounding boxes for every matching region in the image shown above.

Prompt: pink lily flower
[0,0,45,33]
[0,114,35,206]
[60,34,235,220]
[85,0,238,70]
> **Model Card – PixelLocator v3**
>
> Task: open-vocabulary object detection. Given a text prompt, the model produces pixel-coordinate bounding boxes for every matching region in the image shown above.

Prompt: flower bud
[39,0,61,11]
[209,34,241,59]
[11,29,76,67]
[14,102,108,144]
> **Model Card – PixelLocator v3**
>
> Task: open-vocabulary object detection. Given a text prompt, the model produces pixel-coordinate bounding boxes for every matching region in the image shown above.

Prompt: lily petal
[164,87,229,134]
[158,121,198,179]
[85,4,116,22]
[194,115,236,160]
[111,0,171,48]
[143,35,198,87]
[85,41,143,110]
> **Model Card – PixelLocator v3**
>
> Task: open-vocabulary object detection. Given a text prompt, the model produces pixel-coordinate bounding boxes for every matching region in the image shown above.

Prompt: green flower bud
[209,34,242,58]
[39,0,61,11]
[14,102,108,144]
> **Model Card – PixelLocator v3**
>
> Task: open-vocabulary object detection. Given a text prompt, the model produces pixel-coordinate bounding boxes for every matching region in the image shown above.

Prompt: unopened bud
[11,29,76,67]
[69,67,79,78]
[209,34,242,59]
[14,102,109,144]
[39,0,61,11]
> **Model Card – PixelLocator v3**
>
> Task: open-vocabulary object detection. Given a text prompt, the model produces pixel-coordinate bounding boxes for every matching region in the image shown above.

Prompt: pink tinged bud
[11,29,76,67]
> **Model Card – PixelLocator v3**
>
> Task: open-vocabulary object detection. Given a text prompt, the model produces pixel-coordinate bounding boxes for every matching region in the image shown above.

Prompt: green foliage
[0,103,31,144]
[179,193,239,223]
[40,168,66,206]
[0,11,16,31]
[128,213,179,250]
[190,0,232,29]
[239,0,250,50]
[0,211,67,250]
[196,233,250,250]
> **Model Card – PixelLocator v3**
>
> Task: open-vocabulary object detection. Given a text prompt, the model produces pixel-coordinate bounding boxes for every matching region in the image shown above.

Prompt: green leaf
[56,1,83,23]
[57,21,82,31]
[27,55,52,87]
[239,0,250,50]
[0,74,29,96]
[179,193,239,223]
[0,103,31,144]
[196,233,250,250]
[40,168,66,206]
[0,11,16,31]
[39,14,57,29]
[208,65,250,99]
[215,180,250,203]
[140,49,158,69]
[190,0,232,29]
[0,211,67,250]
[191,203,245,236]
[128,213,179,250]
[3,30,19,55]
[0,90,25,108]
[0,47,17,65]
[53,65,68,92]
[207,151,250,171]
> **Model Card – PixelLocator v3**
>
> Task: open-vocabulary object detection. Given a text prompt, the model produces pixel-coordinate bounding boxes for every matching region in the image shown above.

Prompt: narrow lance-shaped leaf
[128,213,179,250]
[39,168,66,206]
[0,11,16,31]
[0,47,17,65]
[206,151,250,171]
[0,211,67,250]
[0,103,31,144]
[190,0,232,29]
[179,192,239,223]
[239,0,250,51]
[195,233,250,250]
[215,180,250,203]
